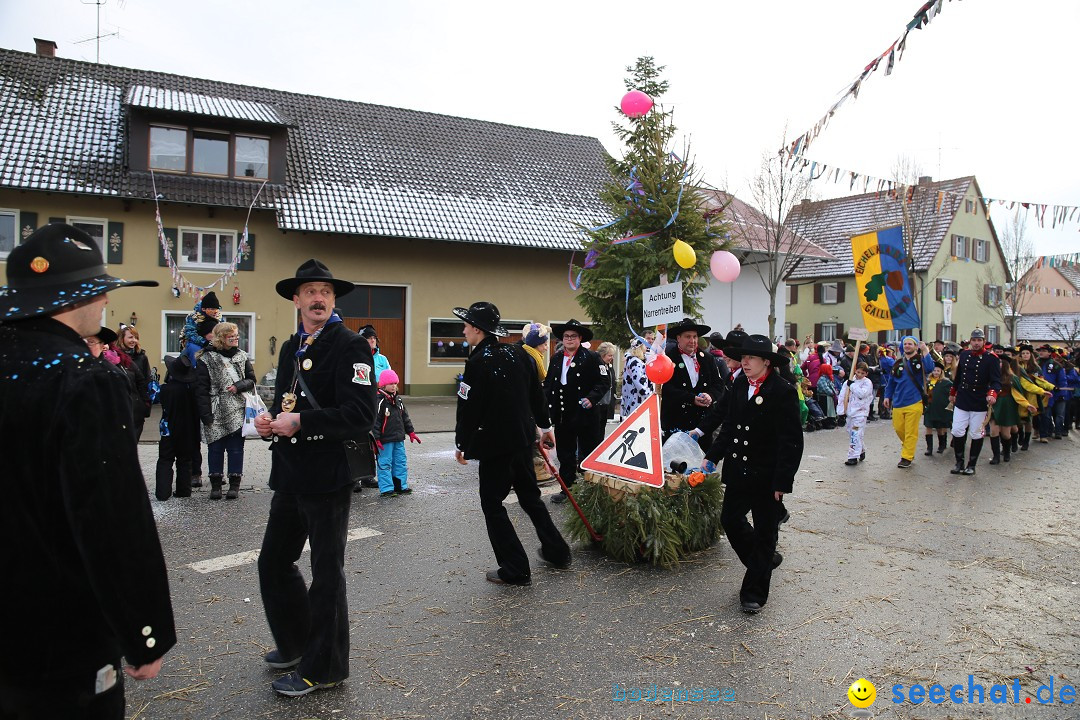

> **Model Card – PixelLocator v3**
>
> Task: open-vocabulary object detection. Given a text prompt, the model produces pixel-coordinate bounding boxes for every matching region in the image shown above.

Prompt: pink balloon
[620,90,654,119]
[710,250,741,282]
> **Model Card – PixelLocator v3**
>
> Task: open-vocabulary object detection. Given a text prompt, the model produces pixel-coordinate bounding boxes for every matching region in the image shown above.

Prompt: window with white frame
[0,209,17,258]
[785,284,795,305]
[784,322,791,339]
[986,285,1002,306]
[821,282,838,304]
[953,235,968,258]
[68,216,107,255]
[941,325,956,342]
[883,329,902,344]
[819,323,837,341]
[163,310,254,358]
[429,318,528,364]
[941,279,957,301]
[974,239,989,263]
[986,325,999,344]
[178,227,237,270]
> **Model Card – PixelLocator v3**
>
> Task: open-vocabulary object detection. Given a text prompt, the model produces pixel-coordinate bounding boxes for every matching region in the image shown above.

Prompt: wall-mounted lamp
[129,312,138,327]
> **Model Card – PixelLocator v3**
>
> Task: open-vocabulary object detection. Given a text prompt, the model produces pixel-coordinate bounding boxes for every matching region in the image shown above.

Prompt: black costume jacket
[705,371,804,494]
[543,346,607,426]
[0,317,176,681]
[270,321,377,493]
[661,345,724,433]
[457,335,550,460]
[951,349,1002,412]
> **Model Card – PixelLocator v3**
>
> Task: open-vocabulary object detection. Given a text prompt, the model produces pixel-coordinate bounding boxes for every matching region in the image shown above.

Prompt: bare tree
[729,144,826,339]
[977,211,1034,345]
[1049,317,1080,346]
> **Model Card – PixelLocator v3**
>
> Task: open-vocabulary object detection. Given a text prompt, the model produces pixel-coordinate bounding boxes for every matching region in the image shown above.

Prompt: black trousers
[720,480,782,606]
[479,447,570,582]
[258,484,353,683]
[155,435,192,500]
[553,410,601,486]
[0,664,124,720]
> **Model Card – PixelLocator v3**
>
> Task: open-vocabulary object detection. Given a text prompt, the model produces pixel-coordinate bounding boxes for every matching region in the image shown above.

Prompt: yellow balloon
[673,239,696,269]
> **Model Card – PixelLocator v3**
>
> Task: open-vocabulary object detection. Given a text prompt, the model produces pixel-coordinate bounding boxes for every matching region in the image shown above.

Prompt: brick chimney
[918,175,933,185]
[34,38,58,58]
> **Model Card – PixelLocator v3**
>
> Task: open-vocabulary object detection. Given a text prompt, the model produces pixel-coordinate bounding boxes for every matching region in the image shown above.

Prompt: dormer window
[149,124,270,180]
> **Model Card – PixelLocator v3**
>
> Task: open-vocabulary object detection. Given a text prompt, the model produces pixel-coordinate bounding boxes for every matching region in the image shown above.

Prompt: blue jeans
[207,429,244,475]
[1052,399,1068,436]
[376,441,408,493]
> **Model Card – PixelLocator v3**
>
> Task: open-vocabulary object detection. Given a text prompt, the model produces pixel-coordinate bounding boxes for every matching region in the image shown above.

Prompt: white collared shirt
[681,352,699,386]
[560,352,574,385]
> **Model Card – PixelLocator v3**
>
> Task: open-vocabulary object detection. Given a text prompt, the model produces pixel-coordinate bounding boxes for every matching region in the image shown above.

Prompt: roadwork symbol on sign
[581,394,664,487]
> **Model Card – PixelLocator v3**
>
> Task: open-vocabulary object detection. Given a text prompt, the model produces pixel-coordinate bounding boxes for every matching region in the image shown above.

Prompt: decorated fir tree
[575,57,728,347]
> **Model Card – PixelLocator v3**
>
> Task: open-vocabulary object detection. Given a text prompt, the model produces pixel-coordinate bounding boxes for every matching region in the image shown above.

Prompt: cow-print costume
[621,350,653,418]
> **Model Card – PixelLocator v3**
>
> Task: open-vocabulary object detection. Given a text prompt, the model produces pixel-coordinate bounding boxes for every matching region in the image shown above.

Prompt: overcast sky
[2,0,1077,257]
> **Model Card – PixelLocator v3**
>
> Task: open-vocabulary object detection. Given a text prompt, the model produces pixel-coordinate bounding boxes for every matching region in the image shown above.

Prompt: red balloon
[645,353,675,384]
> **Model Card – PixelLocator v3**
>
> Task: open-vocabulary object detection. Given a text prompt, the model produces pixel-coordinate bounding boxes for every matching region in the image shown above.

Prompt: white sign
[848,327,869,341]
[642,282,683,326]
[943,298,953,326]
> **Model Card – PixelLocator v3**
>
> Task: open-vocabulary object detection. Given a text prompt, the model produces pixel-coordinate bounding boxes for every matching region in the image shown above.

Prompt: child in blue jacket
[373,370,421,496]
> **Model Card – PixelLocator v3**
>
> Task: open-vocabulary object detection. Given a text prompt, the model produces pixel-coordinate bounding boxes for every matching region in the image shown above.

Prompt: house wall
[1015,266,1080,314]
[700,270,786,342]
[784,186,1010,344]
[0,191,587,395]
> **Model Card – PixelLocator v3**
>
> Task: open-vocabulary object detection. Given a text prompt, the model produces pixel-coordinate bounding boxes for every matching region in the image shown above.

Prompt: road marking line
[187,526,383,574]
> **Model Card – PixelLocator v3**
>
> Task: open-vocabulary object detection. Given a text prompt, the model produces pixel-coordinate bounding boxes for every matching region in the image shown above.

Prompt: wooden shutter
[158,227,177,267]
[836,323,845,340]
[814,323,822,342]
[952,280,958,301]
[790,284,798,305]
[963,237,971,258]
[950,324,957,340]
[237,233,256,271]
[983,284,990,305]
[836,281,846,303]
[106,221,123,264]
[19,211,37,237]
[788,323,797,341]
[878,331,887,344]
[813,283,822,304]
[936,278,943,300]
[935,323,943,341]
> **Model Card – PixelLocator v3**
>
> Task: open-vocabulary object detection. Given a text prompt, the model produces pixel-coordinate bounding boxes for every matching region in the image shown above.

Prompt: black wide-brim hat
[0,223,158,321]
[275,259,355,300]
[453,301,508,337]
[94,326,118,345]
[551,318,593,343]
[723,334,789,366]
[1017,343,1035,354]
[667,317,711,338]
[711,329,748,350]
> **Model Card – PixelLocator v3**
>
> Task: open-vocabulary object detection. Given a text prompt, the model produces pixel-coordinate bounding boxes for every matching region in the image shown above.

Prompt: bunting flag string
[151,170,266,299]
[781,0,958,161]
[785,151,1080,232]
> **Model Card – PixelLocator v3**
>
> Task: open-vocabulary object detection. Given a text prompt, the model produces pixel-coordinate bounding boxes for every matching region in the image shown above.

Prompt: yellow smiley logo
[847,678,876,708]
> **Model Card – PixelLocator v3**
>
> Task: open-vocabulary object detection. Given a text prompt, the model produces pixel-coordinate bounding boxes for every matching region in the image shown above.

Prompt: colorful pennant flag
[851,225,921,332]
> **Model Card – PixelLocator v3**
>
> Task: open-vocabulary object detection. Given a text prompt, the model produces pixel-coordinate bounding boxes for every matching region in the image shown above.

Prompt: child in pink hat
[373,370,420,496]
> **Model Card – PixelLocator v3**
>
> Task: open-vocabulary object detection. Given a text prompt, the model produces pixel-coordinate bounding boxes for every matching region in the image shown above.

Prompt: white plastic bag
[241,392,268,439]
[661,431,706,474]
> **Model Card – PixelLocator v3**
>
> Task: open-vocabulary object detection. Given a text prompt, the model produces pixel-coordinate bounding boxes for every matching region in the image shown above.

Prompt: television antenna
[74,0,120,63]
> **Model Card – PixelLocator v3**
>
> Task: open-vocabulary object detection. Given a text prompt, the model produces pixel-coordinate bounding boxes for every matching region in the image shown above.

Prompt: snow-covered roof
[0,48,613,251]
[1014,312,1080,343]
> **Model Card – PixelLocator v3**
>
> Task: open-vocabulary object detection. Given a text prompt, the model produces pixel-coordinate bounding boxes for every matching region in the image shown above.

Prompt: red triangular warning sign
[581,394,664,487]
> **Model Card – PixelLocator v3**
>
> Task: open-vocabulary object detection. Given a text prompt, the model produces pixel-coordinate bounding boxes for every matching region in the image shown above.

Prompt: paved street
[127,407,1080,719]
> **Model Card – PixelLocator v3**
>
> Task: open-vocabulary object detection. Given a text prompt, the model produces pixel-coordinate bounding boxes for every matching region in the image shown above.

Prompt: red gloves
[375,440,384,451]
[408,432,422,444]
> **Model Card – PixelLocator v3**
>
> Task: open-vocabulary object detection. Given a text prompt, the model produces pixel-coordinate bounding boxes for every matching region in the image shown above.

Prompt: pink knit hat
[379,369,400,387]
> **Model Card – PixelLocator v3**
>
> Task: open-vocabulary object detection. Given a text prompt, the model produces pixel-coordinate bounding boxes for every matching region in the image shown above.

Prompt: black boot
[226,473,241,500]
[964,438,983,475]
[1020,430,1030,451]
[1002,439,1011,463]
[190,474,203,488]
[1010,434,1019,453]
[924,435,934,456]
[950,437,967,474]
[937,433,947,454]
[208,473,224,500]
[988,436,1001,465]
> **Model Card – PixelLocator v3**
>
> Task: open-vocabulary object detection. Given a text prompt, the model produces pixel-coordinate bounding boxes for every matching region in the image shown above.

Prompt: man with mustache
[254,259,376,697]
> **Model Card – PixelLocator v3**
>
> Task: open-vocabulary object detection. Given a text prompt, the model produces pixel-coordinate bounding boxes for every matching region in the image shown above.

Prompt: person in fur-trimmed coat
[372,370,420,496]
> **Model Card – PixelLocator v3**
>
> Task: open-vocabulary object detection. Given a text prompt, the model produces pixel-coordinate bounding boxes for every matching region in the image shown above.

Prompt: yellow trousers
[892,402,924,461]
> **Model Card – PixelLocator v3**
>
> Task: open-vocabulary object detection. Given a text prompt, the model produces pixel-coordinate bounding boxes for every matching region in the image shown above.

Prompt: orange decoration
[29,256,49,273]
[687,471,705,487]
